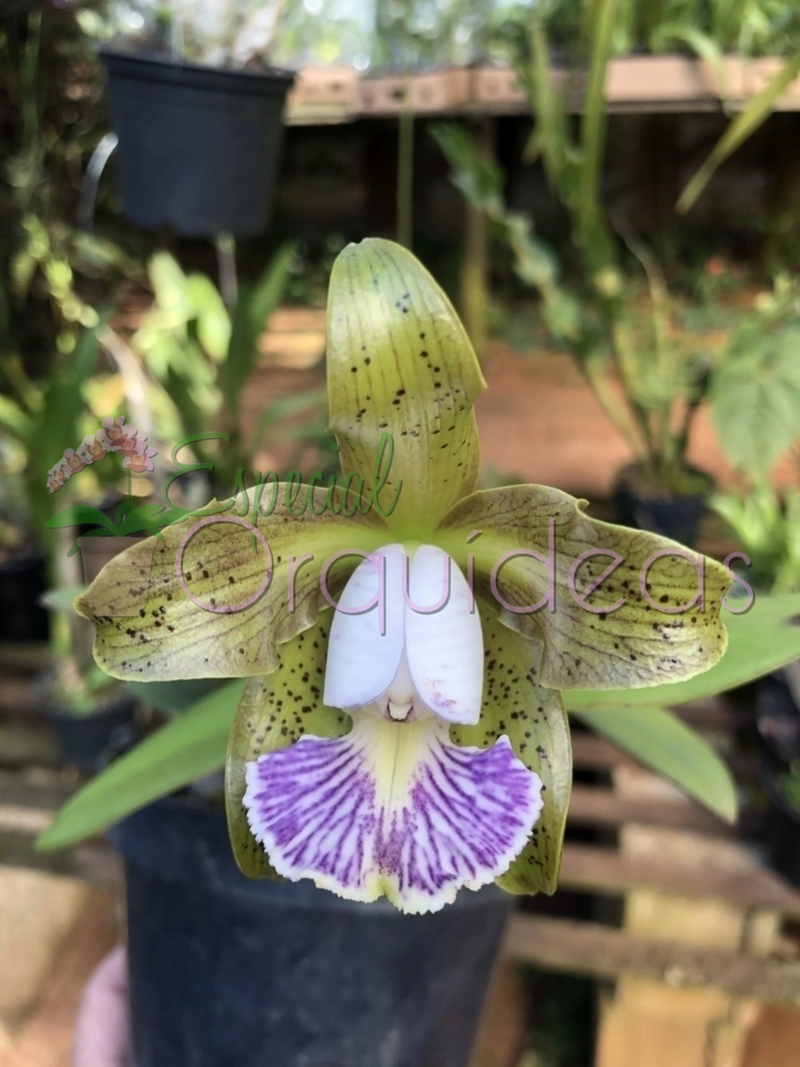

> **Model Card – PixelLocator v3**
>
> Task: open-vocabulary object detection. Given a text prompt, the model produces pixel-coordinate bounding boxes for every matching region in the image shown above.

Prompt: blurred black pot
[614,463,713,547]
[0,548,49,642]
[756,674,800,888]
[110,797,512,1067]
[38,678,140,774]
[100,50,294,237]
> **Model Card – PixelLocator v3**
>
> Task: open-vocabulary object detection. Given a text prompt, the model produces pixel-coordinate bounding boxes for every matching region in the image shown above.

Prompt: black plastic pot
[614,464,712,547]
[100,50,295,237]
[110,797,513,1067]
[44,690,140,773]
[0,549,49,642]
[756,675,800,887]
[760,753,800,889]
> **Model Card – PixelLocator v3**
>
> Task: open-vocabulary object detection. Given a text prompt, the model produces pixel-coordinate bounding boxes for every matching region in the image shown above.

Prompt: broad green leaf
[678,52,800,213]
[76,488,386,681]
[36,680,244,850]
[225,616,349,878]
[437,485,730,692]
[573,704,737,821]
[568,593,800,709]
[711,320,800,477]
[46,505,117,532]
[187,273,231,361]
[452,602,571,895]
[327,238,486,541]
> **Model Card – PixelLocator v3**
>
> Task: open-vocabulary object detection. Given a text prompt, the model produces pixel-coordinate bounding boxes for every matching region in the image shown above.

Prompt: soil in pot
[0,546,49,642]
[100,51,295,238]
[110,796,513,1067]
[614,463,713,547]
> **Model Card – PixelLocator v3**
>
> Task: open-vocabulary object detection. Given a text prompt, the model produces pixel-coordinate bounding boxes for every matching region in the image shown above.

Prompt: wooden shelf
[284,55,800,125]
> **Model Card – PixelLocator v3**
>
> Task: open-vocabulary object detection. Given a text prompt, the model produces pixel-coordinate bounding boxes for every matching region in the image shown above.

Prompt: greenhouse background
[3,1,800,1066]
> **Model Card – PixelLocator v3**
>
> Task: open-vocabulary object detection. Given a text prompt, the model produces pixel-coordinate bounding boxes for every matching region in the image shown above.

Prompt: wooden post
[595,756,779,1067]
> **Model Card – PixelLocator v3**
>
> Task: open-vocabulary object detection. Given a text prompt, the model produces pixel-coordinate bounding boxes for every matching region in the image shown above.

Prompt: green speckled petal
[451,600,570,895]
[327,238,486,541]
[76,489,387,681]
[437,485,730,692]
[225,614,350,878]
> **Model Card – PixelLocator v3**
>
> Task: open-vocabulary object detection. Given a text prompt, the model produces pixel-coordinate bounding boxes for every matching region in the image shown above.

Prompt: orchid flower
[102,415,137,445]
[78,431,113,464]
[76,240,730,914]
[63,447,88,474]
[124,441,158,473]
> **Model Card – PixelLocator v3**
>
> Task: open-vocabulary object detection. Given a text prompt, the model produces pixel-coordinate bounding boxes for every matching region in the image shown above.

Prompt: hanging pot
[100,50,295,237]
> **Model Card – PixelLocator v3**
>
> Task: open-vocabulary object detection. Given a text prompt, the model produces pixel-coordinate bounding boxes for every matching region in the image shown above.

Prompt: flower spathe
[243,544,544,912]
[76,238,732,913]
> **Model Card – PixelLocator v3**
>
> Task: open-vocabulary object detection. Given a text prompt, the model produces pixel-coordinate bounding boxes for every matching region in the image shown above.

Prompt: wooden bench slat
[559,843,800,918]
[505,914,800,1007]
[566,784,758,836]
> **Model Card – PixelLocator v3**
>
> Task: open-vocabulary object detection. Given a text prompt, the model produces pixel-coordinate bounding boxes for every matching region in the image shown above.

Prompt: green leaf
[572,704,737,821]
[45,504,116,531]
[579,0,621,255]
[711,320,800,477]
[126,678,224,716]
[0,394,34,443]
[36,680,245,850]
[568,593,800,709]
[678,52,800,214]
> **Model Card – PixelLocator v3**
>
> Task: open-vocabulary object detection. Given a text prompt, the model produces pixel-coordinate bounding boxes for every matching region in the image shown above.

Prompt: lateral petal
[322,544,406,709]
[405,545,484,725]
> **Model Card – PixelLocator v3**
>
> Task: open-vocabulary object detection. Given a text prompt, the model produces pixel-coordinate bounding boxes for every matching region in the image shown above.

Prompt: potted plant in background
[433,0,800,547]
[35,237,800,1067]
[94,0,295,236]
[0,323,143,770]
[129,242,331,497]
[707,274,800,885]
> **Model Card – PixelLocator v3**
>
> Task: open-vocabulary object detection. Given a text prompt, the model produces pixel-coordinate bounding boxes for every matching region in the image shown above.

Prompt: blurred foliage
[131,246,331,493]
[490,0,800,62]
[435,0,800,495]
[713,483,800,593]
[0,5,137,364]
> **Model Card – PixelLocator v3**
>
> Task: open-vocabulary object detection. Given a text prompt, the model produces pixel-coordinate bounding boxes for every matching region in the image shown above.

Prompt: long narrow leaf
[569,593,800,710]
[36,679,244,850]
[678,53,800,213]
[573,704,737,820]
[578,0,620,250]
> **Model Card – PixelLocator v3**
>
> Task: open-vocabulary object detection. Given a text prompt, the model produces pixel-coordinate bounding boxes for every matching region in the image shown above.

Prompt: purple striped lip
[243,715,543,914]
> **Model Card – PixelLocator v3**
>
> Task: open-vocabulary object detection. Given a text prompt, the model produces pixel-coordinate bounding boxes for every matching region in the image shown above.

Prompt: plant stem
[460,119,493,364]
[216,233,238,308]
[396,80,415,250]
